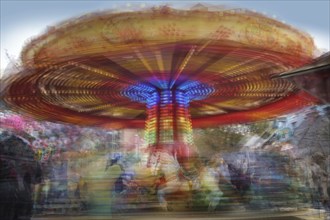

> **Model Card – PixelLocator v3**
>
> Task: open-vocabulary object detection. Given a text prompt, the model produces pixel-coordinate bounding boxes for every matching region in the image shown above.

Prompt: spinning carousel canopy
[2,6,319,129]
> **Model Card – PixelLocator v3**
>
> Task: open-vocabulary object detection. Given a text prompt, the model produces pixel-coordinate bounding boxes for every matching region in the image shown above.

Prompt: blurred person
[307,158,329,209]
[118,171,138,195]
[199,159,224,212]
[104,154,121,209]
[105,152,123,171]
[16,172,33,219]
[0,159,18,220]
[219,160,231,184]
[68,167,80,199]
[227,163,251,200]
[77,176,88,211]
[210,154,231,184]
[40,178,52,205]
[1,134,42,220]
[156,152,203,211]
[153,170,166,195]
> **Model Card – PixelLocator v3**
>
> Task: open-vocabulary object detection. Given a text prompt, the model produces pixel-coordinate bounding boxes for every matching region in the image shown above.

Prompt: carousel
[1,5,322,214]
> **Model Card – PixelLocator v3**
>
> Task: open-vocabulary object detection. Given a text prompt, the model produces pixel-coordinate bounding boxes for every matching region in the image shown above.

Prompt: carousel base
[31,208,328,220]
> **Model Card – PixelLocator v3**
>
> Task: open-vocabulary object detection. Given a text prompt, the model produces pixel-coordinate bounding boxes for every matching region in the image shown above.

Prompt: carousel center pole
[124,81,213,166]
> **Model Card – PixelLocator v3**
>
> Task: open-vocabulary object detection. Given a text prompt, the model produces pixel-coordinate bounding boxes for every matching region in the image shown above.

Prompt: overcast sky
[1,0,329,75]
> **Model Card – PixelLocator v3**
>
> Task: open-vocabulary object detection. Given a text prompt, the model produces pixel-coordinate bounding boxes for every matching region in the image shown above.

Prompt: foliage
[193,126,244,156]
[193,121,272,157]
[247,120,272,136]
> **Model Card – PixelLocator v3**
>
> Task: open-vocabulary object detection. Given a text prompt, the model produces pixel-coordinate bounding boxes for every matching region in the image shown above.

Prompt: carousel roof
[1,6,320,129]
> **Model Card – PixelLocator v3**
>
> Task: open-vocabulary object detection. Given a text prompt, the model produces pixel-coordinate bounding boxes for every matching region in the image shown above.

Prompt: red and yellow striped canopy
[2,6,319,129]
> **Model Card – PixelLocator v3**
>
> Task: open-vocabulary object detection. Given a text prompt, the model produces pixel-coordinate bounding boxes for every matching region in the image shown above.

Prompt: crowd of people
[1,110,329,218]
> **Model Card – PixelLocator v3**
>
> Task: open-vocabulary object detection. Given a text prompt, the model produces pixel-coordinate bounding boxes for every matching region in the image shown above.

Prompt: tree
[193,121,272,157]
